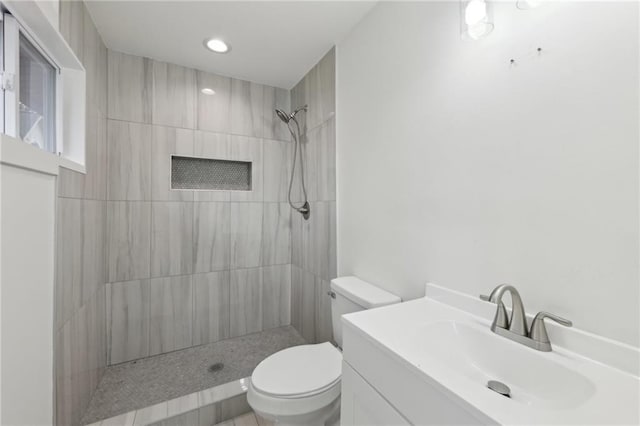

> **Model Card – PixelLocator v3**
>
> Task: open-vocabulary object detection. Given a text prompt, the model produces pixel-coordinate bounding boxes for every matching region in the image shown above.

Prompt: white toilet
[247,276,401,426]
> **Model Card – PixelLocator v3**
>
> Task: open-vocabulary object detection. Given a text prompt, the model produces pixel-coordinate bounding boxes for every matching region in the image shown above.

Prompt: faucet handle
[530,311,572,349]
[479,294,491,302]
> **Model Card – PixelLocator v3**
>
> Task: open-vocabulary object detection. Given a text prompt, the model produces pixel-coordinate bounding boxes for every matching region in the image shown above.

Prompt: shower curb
[84,377,251,426]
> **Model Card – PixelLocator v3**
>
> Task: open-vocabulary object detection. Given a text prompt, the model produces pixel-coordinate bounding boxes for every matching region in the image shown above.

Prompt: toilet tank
[330,276,401,348]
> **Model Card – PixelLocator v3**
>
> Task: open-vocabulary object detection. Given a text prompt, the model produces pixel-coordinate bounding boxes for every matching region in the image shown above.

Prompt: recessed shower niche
[170,155,252,191]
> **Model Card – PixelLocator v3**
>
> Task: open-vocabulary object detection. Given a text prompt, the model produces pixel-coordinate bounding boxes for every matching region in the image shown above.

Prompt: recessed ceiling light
[205,38,230,54]
[201,88,216,95]
[516,0,541,9]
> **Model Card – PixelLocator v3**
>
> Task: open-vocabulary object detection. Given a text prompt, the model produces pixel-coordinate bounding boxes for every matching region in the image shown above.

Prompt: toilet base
[252,396,340,426]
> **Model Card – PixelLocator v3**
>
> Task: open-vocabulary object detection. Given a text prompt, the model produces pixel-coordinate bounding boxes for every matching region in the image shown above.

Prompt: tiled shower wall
[55,1,109,425]
[289,49,337,343]
[105,51,294,364]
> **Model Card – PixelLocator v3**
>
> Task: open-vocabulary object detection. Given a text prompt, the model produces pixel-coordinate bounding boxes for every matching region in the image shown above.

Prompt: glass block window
[171,156,252,191]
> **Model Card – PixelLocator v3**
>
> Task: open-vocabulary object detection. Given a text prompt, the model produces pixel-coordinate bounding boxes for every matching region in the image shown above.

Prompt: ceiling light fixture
[461,0,494,40]
[201,88,216,95]
[204,38,230,54]
[516,0,541,10]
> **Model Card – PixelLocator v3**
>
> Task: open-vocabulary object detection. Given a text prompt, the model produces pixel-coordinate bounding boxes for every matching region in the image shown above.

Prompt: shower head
[275,109,290,123]
[275,105,308,124]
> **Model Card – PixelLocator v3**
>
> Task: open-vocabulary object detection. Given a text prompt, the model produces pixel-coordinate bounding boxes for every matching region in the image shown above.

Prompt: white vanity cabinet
[341,362,410,426]
[340,322,490,426]
[339,291,640,426]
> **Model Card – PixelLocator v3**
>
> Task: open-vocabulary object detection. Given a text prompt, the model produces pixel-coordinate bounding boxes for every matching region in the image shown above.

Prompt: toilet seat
[251,342,342,398]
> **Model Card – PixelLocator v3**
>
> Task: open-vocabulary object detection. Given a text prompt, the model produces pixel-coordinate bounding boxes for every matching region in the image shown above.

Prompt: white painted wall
[337,1,639,347]
[0,161,56,425]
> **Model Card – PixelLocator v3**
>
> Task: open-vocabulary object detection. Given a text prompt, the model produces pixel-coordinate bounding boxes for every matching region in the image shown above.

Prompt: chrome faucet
[480,284,572,352]
[480,284,528,336]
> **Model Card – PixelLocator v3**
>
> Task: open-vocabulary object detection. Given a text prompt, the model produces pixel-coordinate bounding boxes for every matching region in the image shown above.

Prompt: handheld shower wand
[275,105,310,220]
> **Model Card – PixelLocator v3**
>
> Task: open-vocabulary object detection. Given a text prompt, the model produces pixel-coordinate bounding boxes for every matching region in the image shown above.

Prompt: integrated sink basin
[341,285,640,425]
[416,320,596,409]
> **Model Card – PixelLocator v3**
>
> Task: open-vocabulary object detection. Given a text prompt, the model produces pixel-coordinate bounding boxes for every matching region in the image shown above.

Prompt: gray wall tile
[219,394,252,422]
[151,409,199,426]
[229,136,263,202]
[58,168,85,199]
[287,46,336,343]
[107,50,152,123]
[59,0,84,62]
[290,267,302,336]
[193,271,230,345]
[230,268,263,337]
[230,203,263,269]
[314,118,336,202]
[82,200,106,304]
[56,198,83,328]
[55,321,73,425]
[304,48,336,131]
[134,401,168,426]
[317,48,336,127]
[93,287,108,383]
[84,112,108,200]
[108,280,149,364]
[329,200,337,280]
[57,5,110,424]
[152,61,196,129]
[100,45,336,361]
[74,304,90,412]
[231,79,264,138]
[263,87,290,141]
[151,202,194,277]
[296,201,330,280]
[290,80,306,129]
[262,264,291,330]
[262,203,291,266]
[197,72,232,133]
[290,265,315,342]
[97,40,108,115]
[312,202,332,280]
[83,10,102,114]
[290,206,303,268]
[289,130,316,203]
[315,278,333,343]
[197,393,251,426]
[107,120,152,201]
[149,276,193,355]
[263,139,291,202]
[193,202,230,273]
[107,201,151,282]
[151,126,195,201]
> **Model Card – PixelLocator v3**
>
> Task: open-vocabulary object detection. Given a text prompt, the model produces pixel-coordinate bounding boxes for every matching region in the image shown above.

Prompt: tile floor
[217,412,273,426]
[82,326,305,424]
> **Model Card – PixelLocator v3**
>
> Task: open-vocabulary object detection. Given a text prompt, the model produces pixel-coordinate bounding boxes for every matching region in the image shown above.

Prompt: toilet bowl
[247,276,401,425]
[248,342,342,426]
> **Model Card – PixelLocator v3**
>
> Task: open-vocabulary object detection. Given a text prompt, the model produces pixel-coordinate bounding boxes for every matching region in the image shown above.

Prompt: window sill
[0,134,85,176]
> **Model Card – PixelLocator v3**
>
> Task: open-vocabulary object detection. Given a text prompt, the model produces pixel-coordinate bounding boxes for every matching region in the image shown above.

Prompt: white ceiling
[85,1,376,89]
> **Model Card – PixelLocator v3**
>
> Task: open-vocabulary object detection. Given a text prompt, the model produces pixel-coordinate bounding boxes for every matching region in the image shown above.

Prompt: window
[0,2,86,171]
[18,33,56,152]
[2,11,60,154]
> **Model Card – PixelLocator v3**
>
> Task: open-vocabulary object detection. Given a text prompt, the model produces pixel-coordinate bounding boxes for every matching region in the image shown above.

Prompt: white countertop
[342,289,640,425]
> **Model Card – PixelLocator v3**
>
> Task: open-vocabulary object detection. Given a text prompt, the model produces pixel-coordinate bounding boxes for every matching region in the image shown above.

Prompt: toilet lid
[251,342,342,398]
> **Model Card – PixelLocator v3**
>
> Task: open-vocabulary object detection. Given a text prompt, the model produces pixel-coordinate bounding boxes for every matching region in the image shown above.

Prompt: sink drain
[487,380,511,398]
[208,362,224,373]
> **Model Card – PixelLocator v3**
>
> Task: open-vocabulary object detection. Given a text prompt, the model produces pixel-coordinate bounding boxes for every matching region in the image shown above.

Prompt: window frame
[3,11,60,155]
[0,1,86,174]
